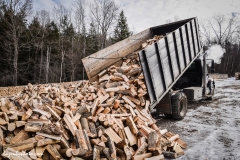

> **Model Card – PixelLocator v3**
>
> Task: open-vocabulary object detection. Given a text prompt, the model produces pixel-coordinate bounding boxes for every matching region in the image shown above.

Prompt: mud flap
[155,93,172,114]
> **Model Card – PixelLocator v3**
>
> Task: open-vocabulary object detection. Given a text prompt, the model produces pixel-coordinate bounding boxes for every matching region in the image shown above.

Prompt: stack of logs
[0,53,186,160]
[235,72,240,80]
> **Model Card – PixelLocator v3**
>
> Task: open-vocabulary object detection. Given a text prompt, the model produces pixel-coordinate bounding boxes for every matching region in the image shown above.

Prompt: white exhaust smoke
[206,44,225,64]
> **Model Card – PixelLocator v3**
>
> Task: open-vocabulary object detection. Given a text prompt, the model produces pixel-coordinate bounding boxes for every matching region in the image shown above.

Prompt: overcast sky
[33,0,240,33]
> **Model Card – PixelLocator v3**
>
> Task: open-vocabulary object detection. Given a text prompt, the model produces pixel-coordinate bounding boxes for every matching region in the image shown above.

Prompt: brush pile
[0,52,187,160]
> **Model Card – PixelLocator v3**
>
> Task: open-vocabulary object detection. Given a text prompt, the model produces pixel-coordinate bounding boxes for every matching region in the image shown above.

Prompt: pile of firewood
[141,35,163,49]
[0,53,186,160]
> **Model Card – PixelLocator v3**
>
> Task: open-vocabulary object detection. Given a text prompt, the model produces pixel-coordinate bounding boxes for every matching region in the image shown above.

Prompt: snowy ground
[156,79,240,160]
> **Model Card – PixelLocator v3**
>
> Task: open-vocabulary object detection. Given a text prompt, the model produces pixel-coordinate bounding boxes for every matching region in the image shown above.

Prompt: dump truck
[82,17,215,120]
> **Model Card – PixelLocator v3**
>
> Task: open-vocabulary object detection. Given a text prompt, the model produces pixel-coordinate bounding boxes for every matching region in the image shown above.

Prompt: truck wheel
[171,92,187,120]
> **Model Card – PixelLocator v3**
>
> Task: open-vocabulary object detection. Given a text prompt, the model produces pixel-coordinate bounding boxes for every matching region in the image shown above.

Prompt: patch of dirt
[217,135,234,147]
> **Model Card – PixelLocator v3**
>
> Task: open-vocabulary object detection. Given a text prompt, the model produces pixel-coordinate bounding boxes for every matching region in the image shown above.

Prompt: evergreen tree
[87,20,99,54]
[112,10,132,43]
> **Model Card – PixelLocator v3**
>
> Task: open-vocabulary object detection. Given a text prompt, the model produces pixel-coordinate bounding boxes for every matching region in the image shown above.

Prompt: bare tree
[53,4,70,83]
[53,4,68,33]
[75,0,85,34]
[90,0,119,49]
[0,0,32,85]
[60,50,64,83]
[199,19,212,45]
[200,14,240,47]
[46,47,51,83]
[74,0,87,80]
[37,10,50,83]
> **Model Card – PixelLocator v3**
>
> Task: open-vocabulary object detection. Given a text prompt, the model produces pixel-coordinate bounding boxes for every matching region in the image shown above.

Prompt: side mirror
[211,60,215,73]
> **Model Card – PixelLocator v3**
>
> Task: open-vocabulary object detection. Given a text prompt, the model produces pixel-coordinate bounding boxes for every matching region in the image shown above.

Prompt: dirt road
[156,79,240,160]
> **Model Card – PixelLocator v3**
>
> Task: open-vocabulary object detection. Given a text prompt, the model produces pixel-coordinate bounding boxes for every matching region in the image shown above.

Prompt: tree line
[0,0,132,86]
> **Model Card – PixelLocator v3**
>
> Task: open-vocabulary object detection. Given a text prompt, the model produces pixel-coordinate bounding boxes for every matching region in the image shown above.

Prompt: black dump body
[139,18,203,110]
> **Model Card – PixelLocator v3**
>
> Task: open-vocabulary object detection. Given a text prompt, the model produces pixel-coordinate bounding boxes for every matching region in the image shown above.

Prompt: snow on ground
[156,79,240,160]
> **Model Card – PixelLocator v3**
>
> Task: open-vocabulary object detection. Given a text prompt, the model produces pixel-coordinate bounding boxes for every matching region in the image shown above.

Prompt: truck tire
[171,92,187,120]
[164,114,172,118]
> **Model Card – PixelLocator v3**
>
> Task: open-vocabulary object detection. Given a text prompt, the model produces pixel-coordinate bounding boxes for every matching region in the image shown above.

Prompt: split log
[0,118,7,125]
[10,130,29,144]
[93,145,100,160]
[124,126,137,146]
[59,148,73,158]
[24,123,41,132]
[72,113,81,123]
[80,118,90,133]
[45,105,60,120]
[176,139,187,149]
[28,149,38,159]
[144,154,164,160]
[16,121,27,127]
[37,138,60,147]
[162,151,177,159]
[74,104,91,118]
[9,142,35,151]
[4,137,36,150]
[105,87,119,92]
[113,73,128,82]
[83,129,92,152]
[116,139,126,149]
[99,94,110,104]
[102,148,111,160]
[33,108,51,118]
[148,131,159,151]
[160,129,168,135]
[63,114,77,136]
[91,99,100,116]
[103,107,111,114]
[105,82,120,88]
[27,119,50,125]
[122,96,136,108]
[113,99,120,110]
[134,142,148,156]
[98,69,107,78]
[46,144,62,160]
[36,146,45,158]
[60,136,70,149]
[95,106,104,116]
[124,145,134,160]
[90,139,100,145]
[71,148,87,157]
[126,116,138,135]
[89,122,97,138]
[104,127,122,144]
[22,108,32,121]
[169,134,180,142]
[36,132,62,140]
[132,153,152,160]
[107,137,116,159]
[75,129,88,150]
[173,143,184,155]
[127,96,140,106]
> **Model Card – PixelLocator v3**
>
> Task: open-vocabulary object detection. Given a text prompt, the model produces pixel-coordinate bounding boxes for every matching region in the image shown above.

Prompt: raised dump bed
[82,17,203,111]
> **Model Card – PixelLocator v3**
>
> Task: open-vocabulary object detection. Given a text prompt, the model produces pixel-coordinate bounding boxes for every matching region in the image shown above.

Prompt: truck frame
[82,17,214,120]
